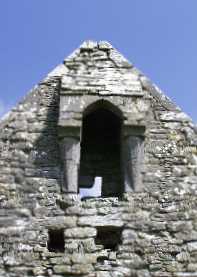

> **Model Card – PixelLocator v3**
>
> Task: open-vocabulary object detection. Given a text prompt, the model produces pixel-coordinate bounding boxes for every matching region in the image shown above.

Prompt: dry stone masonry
[0,40,197,277]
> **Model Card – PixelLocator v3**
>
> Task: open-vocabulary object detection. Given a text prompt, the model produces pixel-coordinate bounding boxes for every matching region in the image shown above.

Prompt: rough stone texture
[0,40,196,276]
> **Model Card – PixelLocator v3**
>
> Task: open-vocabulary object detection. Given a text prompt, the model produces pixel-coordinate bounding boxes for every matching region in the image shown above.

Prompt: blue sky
[0,1,196,122]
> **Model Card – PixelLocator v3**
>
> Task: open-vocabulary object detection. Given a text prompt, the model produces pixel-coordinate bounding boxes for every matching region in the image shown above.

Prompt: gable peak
[79,40,113,50]
[64,40,133,69]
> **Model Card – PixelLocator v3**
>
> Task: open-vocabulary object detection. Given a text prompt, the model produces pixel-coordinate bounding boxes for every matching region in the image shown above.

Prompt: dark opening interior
[97,256,109,264]
[95,226,122,251]
[79,107,122,197]
[47,229,65,253]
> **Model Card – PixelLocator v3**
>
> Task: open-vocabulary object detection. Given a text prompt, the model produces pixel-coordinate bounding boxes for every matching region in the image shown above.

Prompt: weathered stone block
[78,215,124,227]
[44,216,77,228]
[64,227,96,238]
[187,242,197,252]
[71,253,97,264]
[53,265,71,274]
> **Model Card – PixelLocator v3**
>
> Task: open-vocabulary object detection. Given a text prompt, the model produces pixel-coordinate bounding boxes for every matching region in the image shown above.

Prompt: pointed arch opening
[79,101,123,198]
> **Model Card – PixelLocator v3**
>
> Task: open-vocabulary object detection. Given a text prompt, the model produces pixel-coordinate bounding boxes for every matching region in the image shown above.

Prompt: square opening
[47,229,65,253]
[95,226,122,251]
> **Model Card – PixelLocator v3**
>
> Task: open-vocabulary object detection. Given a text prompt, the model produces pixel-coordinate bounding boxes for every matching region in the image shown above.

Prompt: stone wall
[0,40,197,276]
[0,191,197,277]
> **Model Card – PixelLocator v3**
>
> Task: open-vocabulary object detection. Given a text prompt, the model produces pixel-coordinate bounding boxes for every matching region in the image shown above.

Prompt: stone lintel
[60,89,144,97]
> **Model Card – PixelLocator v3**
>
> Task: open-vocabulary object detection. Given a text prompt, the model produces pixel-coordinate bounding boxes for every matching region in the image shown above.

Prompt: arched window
[79,101,123,198]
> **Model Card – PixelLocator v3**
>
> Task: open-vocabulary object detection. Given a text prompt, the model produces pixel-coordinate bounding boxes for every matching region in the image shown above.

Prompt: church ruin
[0,41,197,277]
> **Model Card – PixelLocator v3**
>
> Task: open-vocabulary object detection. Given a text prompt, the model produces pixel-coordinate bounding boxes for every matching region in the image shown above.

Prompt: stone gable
[0,41,197,277]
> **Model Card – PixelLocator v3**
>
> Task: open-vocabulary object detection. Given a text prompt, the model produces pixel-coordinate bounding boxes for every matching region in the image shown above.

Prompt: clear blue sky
[0,1,196,122]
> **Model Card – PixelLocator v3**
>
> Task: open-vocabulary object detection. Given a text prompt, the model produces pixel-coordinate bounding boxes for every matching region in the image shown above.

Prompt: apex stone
[80,40,98,49]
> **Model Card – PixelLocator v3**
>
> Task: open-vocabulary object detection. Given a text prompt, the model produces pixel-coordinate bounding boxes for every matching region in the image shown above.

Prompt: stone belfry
[0,41,197,277]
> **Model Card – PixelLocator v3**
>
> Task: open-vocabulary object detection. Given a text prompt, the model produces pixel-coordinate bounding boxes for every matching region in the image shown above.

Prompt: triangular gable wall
[0,40,197,277]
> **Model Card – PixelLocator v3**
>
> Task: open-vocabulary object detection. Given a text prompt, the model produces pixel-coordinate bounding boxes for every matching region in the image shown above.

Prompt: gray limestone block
[65,205,97,215]
[121,230,138,245]
[176,252,190,263]
[71,253,97,264]
[78,214,124,227]
[96,271,112,277]
[59,96,82,113]
[71,263,94,275]
[44,216,77,228]
[159,111,191,122]
[53,265,72,274]
[98,41,113,49]
[80,40,98,50]
[173,273,197,277]
[117,253,145,269]
[136,270,151,277]
[90,50,108,61]
[187,242,197,252]
[49,256,71,265]
[167,221,193,233]
[187,263,197,271]
[64,227,96,238]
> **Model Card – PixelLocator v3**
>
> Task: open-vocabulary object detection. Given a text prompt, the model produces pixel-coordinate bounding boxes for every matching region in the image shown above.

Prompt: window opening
[47,229,65,253]
[79,107,122,197]
[95,226,122,251]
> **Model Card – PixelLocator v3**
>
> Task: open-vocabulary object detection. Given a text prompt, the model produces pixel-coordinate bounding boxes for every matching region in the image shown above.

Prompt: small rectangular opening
[95,226,122,251]
[47,229,65,253]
